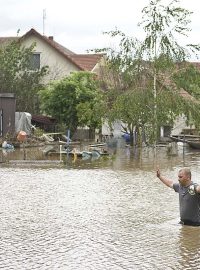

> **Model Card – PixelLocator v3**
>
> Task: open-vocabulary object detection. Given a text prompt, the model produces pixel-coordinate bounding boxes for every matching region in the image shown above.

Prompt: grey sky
[0,0,199,56]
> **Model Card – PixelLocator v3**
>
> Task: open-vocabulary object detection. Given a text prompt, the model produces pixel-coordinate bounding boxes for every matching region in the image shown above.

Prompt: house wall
[102,120,123,138]
[103,115,194,143]
[170,115,196,136]
[21,36,80,82]
[91,56,105,74]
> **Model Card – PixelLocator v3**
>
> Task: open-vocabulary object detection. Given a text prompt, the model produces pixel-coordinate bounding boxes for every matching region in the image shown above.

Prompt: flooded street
[0,145,200,269]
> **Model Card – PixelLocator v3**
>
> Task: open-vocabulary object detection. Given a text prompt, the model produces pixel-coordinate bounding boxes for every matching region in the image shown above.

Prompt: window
[163,125,172,137]
[29,53,40,70]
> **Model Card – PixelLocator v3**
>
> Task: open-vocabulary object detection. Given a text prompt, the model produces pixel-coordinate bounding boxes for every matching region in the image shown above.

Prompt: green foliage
[96,0,200,145]
[39,71,104,134]
[173,63,200,99]
[139,0,197,61]
[139,0,200,143]
[0,40,48,113]
[33,127,44,137]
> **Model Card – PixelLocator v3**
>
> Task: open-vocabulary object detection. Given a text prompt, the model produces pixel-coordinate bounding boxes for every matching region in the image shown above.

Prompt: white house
[0,28,105,138]
[0,28,104,83]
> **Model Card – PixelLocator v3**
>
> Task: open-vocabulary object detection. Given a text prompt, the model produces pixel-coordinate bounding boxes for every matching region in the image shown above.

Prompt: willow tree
[96,29,152,145]
[139,0,200,144]
[96,0,200,146]
[173,63,200,99]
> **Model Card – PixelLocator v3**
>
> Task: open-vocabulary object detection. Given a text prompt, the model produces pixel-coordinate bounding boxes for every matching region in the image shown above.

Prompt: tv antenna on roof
[43,9,46,35]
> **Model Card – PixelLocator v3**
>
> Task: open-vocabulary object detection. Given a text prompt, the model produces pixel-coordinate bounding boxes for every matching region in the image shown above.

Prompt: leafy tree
[139,0,200,143]
[39,71,104,135]
[96,0,200,145]
[0,40,48,113]
[173,63,200,99]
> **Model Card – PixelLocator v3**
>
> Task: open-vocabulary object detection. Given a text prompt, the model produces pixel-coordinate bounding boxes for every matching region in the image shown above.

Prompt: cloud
[0,0,199,56]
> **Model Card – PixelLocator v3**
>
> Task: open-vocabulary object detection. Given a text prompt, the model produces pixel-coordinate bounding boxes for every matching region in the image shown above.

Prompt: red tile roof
[189,62,200,69]
[22,28,103,71]
[160,74,198,102]
[179,88,196,101]
[0,37,19,46]
[69,54,103,71]
[0,28,104,72]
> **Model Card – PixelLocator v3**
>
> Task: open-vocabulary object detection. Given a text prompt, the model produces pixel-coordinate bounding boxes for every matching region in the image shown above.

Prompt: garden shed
[0,93,16,137]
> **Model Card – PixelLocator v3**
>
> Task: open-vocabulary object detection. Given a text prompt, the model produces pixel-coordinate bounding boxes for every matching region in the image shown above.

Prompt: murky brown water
[0,144,200,269]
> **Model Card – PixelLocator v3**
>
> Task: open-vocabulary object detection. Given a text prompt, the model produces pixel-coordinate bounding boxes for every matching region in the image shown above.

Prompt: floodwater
[0,143,200,269]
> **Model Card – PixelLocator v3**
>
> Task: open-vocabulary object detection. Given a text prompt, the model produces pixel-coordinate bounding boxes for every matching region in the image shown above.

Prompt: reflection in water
[1,145,200,269]
[177,226,200,269]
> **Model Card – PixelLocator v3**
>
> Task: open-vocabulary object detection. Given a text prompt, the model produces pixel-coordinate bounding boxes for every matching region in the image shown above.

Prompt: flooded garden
[0,143,200,269]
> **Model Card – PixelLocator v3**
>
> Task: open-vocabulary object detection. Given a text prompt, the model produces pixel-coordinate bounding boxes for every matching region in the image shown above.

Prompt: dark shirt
[173,182,200,225]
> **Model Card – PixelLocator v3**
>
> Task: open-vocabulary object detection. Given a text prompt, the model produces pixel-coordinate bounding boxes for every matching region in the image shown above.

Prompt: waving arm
[156,168,174,188]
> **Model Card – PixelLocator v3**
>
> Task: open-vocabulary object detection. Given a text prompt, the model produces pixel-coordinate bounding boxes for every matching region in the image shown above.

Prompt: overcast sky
[0,0,199,57]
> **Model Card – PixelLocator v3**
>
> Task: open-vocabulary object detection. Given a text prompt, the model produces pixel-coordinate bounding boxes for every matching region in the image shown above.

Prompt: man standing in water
[157,168,200,226]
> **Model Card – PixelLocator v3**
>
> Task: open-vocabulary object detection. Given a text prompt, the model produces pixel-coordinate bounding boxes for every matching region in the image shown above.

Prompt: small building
[31,114,57,132]
[0,93,16,137]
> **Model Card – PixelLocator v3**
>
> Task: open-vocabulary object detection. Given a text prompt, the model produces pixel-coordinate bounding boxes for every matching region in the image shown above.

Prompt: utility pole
[43,9,46,35]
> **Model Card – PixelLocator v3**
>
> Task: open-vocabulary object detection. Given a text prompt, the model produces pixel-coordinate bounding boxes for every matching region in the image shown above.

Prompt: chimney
[49,36,53,41]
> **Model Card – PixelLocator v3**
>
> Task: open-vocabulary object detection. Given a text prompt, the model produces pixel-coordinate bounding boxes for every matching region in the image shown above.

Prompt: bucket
[17,131,27,142]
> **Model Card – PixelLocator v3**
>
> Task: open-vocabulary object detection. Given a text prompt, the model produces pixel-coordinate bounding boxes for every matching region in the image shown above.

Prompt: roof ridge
[21,28,85,70]
[0,29,104,71]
